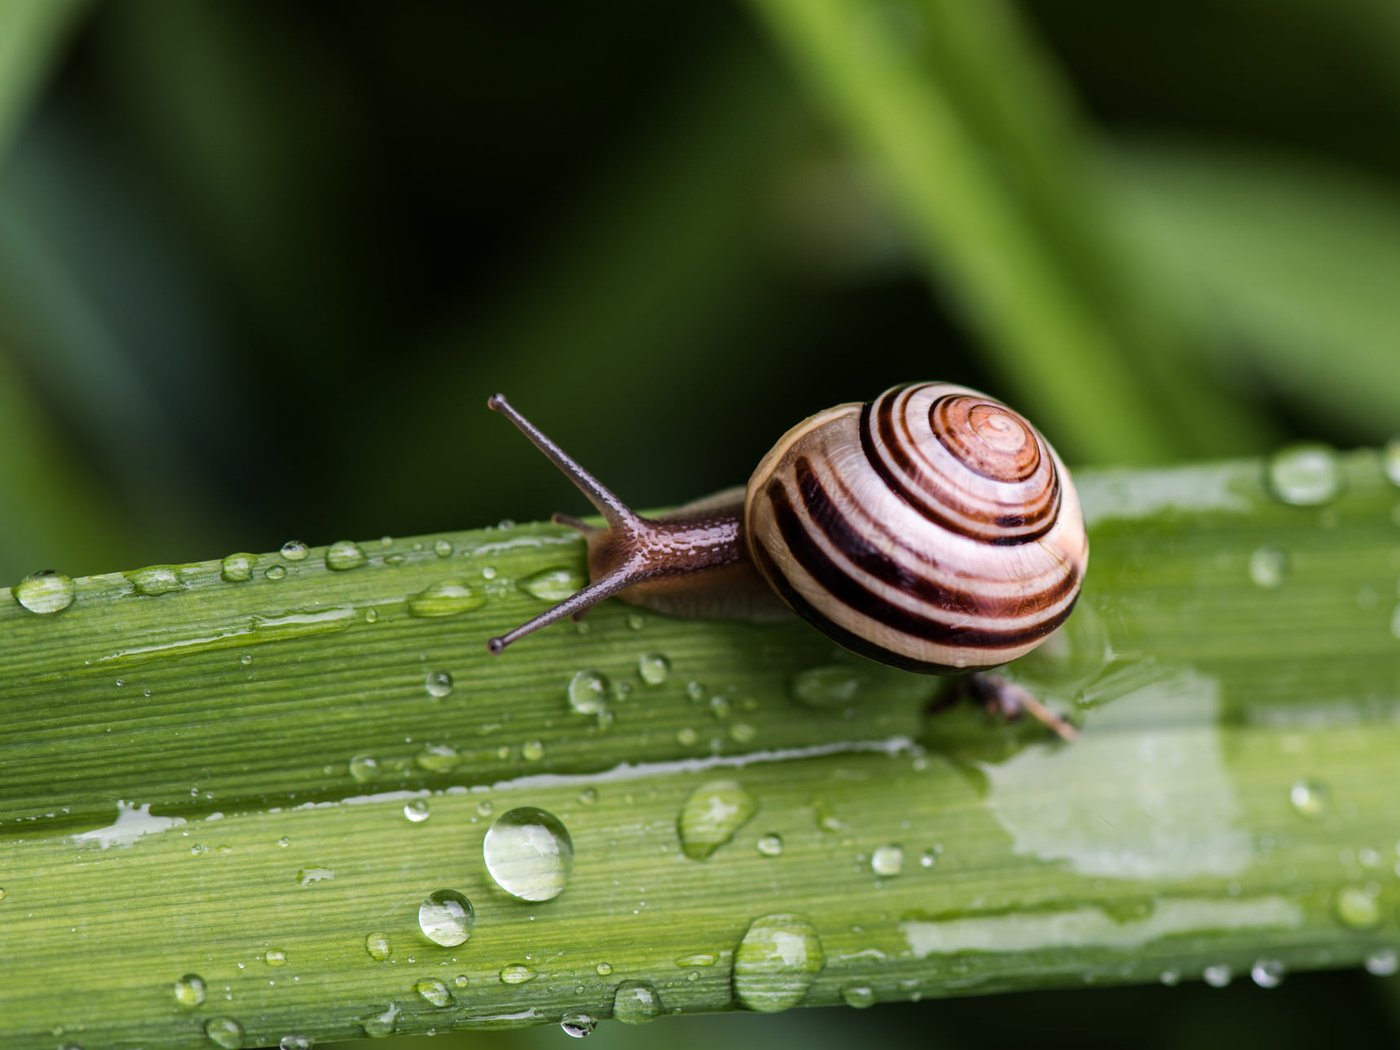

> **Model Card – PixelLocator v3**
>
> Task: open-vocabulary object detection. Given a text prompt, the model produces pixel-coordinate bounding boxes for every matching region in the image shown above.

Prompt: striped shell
[744,382,1088,672]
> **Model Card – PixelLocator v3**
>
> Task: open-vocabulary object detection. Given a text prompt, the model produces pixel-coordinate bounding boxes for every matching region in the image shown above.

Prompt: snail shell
[744,383,1087,672]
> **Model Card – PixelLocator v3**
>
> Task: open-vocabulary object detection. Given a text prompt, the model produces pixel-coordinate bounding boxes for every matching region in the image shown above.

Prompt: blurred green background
[2,0,1399,1046]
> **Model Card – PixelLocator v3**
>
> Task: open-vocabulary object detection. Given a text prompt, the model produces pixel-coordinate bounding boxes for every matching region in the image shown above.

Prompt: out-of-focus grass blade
[0,0,91,161]
[0,448,1397,1046]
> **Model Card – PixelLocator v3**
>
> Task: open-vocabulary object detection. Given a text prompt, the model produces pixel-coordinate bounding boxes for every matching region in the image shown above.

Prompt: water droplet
[1364,947,1398,976]
[364,608,379,624]
[414,978,453,1007]
[349,755,380,783]
[281,540,309,561]
[13,570,75,614]
[1289,779,1329,817]
[596,962,613,976]
[265,565,287,581]
[296,866,334,885]
[1267,444,1342,506]
[1334,885,1382,928]
[403,800,431,823]
[1202,964,1232,988]
[757,834,784,858]
[418,889,475,946]
[677,780,758,860]
[279,1037,313,1050]
[481,565,498,580]
[732,913,825,1012]
[519,567,585,602]
[499,964,536,985]
[521,740,546,762]
[425,670,454,699]
[686,681,706,702]
[221,554,254,583]
[567,670,609,715]
[204,1017,245,1049]
[1248,547,1289,589]
[127,565,184,596]
[415,743,460,773]
[1159,969,1181,986]
[358,1003,399,1038]
[871,844,904,877]
[483,806,574,902]
[729,722,756,744]
[364,932,391,961]
[579,788,598,806]
[676,727,699,747]
[434,539,455,558]
[638,653,671,686]
[407,581,485,618]
[453,975,469,988]
[1382,437,1400,487]
[561,1012,597,1038]
[841,985,876,1009]
[476,799,494,817]
[791,665,867,708]
[174,973,207,1006]
[264,948,287,967]
[325,540,367,571]
[919,848,939,869]
[612,980,661,1024]
[1250,959,1285,988]
[675,952,717,967]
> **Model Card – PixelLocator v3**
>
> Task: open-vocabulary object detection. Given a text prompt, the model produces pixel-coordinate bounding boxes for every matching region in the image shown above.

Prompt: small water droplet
[483,806,574,902]
[561,1011,597,1038]
[612,980,661,1024]
[519,567,585,602]
[418,889,475,946]
[480,565,498,581]
[871,844,904,877]
[1382,437,1400,487]
[240,653,254,666]
[499,964,536,985]
[403,799,431,823]
[678,780,758,860]
[325,540,367,571]
[204,1017,245,1049]
[279,1037,313,1050]
[13,570,75,614]
[757,834,784,858]
[1364,947,1398,976]
[675,951,717,967]
[296,866,334,885]
[1248,547,1289,589]
[567,670,609,715]
[521,740,546,762]
[595,962,613,976]
[686,681,706,702]
[1334,885,1382,929]
[264,948,287,967]
[358,1003,399,1038]
[414,978,453,1007]
[265,565,287,581]
[733,913,825,1012]
[920,848,939,869]
[1202,964,1232,988]
[676,727,699,747]
[1289,779,1329,817]
[434,539,455,558]
[281,540,309,561]
[1250,959,1285,988]
[476,799,494,817]
[174,973,207,1006]
[638,653,671,686]
[407,581,485,618]
[453,974,469,988]
[841,985,876,1009]
[1159,969,1181,987]
[791,665,867,708]
[415,743,460,773]
[425,670,454,699]
[729,722,757,744]
[364,608,379,624]
[221,554,255,583]
[579,788,598,806]
[1267,444,1342,506]
[364,933,391,961]
[127,565,185,596]
[349,755,380,783]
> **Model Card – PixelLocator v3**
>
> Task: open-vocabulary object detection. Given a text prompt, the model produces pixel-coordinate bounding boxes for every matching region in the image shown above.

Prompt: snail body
[486,383,1087,681]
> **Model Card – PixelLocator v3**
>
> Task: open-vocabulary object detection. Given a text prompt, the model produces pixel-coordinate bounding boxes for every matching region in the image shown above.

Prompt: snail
[485,382,1088,738]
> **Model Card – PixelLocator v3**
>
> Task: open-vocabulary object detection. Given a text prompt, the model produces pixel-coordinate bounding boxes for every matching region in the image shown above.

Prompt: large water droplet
[677,780,757,860]
[1266,445,1341,506]
[13,570,75,614]
[1289,779,1329,817]
[407,581,485,617]
[567,670,609,715]
[1334,885,1382,928]
[174,973,207,1006]
[325,540,367,571]
[483,806,574,901]
[638,653,671,686]
[1248,547,1289,589]
[414,978,453,1007]
[790,665,867,708]
[221,554,254,583]
[359,1003,399,1038]
[418,889,475,946]
[425,670,454,699]
[281,540,309,561]
[519,567,586,602]
[561,1012,597,1038]
[732,913,825,1012]
[204,1017,245,1049]
[612,980,661,1024]
[499,964,536,984]
[1250,959,1285,988]
[871,844,904,877]
[127,565,184,596]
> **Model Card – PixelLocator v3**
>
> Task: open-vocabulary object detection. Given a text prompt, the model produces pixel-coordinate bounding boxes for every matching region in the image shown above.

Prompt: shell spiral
[743,382,1088,672]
